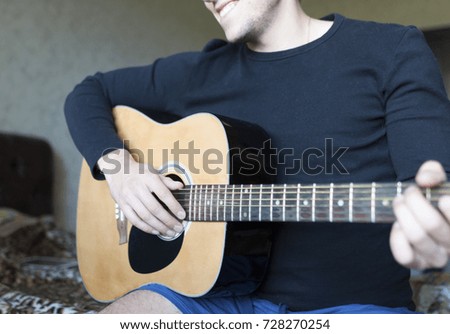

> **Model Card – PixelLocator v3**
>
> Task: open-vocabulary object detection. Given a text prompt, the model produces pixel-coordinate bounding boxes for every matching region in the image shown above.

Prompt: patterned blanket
[1,208,449,314]
[0,208,104,313]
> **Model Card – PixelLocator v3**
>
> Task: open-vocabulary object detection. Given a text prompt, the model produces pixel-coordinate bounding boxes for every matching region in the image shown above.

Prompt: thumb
[415,160,447,187]
[160,175,184,190]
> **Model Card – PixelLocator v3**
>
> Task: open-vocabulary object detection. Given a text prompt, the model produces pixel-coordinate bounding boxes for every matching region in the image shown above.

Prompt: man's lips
[216,1,238,18]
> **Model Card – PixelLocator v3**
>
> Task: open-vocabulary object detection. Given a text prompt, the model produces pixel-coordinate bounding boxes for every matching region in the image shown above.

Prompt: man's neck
[246,4,331,53]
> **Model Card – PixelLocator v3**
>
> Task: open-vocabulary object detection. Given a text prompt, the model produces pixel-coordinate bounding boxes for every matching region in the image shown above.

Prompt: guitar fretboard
[172,182,450,223]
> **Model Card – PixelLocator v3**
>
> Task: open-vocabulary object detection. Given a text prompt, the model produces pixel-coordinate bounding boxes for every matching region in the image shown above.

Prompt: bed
[0,132,103,313]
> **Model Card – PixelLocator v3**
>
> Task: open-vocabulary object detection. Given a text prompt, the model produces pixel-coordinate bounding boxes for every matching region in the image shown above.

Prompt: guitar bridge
[115,203,128,245]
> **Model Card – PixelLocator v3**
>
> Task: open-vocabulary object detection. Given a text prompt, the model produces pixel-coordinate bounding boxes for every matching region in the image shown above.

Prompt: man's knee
[100,290,181,314]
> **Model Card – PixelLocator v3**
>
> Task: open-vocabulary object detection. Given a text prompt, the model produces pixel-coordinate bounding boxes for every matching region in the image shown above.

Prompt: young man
[65,0,450,313]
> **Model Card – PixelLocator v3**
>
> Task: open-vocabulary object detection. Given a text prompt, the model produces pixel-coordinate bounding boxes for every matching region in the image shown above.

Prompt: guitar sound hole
[166,173,184,185]
[158,222,187,242]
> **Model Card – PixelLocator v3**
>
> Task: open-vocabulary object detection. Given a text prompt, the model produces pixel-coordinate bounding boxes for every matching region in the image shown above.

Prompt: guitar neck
[173,182,450,223]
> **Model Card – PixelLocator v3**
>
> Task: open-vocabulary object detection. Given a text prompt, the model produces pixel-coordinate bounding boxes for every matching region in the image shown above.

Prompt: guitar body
[77,106,273,302]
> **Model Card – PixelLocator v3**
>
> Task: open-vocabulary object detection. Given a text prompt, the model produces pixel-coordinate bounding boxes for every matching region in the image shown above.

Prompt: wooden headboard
[0,133,53,216]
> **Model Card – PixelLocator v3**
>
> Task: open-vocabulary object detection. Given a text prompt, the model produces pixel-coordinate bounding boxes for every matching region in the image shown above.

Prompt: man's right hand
[97,149,185,237]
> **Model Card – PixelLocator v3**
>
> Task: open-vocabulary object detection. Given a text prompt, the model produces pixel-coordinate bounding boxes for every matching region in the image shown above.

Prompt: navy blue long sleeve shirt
[65,14,450,311]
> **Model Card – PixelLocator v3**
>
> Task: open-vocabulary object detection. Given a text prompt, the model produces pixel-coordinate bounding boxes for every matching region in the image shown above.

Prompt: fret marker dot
[275,200,280,206]
[382,200,390,207]
[303,200,309,206]
[338,200,344,207]
[243,212,248,218]
[244,189,249,193]
[220,200,224,206]
[207,201,210,205]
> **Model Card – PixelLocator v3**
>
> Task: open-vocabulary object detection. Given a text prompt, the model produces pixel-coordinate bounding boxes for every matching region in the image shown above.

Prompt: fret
[312,183,316,222]
[271,185,284,221]
[349,182,354,223]
[203,185,207,220]
[397,182,402,197]
[259,184,262,221]
[300,195,312,221]
[296,184,300,222]
[377,183,397,222]
[377,183,392,209]
[282,184,286,222]
[188,185,193,221]
[371,182,376,223]
[215,185,220,221]
[223,185,228,221]
[193,185,198,221]
[314,183,329,222]
[239,185,243,221]
[329,183,334,222]
[248,184,253,221]
[206,185,210,221]
[284,185,298,221]
[206,185,210,220]
[270,184,274,222]
[209,185,214,221]
[200,185,205,221]
[352,184,369,222]
[231,184,235,221]
[241,185,250,220]
[333,187,348,222]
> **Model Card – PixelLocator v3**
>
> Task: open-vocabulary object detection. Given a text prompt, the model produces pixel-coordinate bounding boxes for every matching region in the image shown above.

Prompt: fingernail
[177,211,186,220]
[418,170,441,186]
[166,230,176,237]
[174,224,184,233]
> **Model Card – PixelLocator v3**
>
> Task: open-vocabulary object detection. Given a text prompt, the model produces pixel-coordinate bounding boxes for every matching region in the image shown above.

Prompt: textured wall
[0,0,222,231]
[303,0,450,30]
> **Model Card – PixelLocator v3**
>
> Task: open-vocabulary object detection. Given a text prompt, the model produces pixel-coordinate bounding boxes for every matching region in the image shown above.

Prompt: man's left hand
[390,160,450,269]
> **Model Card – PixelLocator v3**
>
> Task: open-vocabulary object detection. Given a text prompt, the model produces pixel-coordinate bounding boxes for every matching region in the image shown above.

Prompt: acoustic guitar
[76,105,449,302]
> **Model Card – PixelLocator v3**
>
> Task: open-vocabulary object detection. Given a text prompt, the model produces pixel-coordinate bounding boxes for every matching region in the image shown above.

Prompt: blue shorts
[138,284,416,314]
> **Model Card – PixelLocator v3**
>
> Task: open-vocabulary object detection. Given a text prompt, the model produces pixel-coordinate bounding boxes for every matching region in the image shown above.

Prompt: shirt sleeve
[384,26,450,181]
[64,63,168,180]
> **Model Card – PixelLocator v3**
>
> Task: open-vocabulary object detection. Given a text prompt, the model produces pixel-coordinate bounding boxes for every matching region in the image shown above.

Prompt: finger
[393,195,448,268]
[120,184,176,235]
[137,188,183,237]
[410,252,432,270]
[403,186,450,250]
[148,178,186,220]
[134,196,182,237]
[415,160,447,187]
[120,204,160,235]
[390,222,417,268]
[160,175,184,190]
[438,195,450,223]
[390,222,434,270]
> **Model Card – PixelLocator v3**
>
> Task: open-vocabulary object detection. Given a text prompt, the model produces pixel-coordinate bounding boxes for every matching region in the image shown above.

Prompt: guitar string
[171,186,450,195]
[170,201,440,208]
[172,198,443,203]
[172,192,450,198]
[173,193,447,202]
[172,183,450,190]
[172,186,450,193]
[167,184,448,214]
